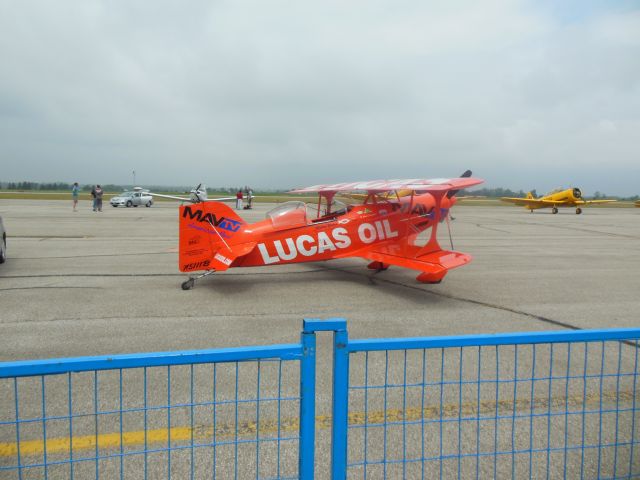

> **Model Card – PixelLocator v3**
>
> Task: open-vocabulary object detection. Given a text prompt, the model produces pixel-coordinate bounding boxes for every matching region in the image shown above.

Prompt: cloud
[0,0,638,195]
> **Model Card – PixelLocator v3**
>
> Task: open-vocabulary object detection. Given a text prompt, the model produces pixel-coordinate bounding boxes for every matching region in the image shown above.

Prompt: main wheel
[126,200,133,207]
[181,279,195,290]
[552,207,558,214]
[0,238,6,264]
[576,207,582,214]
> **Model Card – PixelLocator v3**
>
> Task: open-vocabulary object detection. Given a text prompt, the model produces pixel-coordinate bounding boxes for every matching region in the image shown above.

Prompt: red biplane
[156,174,483,289]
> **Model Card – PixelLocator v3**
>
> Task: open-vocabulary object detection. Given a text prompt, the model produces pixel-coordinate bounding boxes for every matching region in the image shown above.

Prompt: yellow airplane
[501,188,616,214]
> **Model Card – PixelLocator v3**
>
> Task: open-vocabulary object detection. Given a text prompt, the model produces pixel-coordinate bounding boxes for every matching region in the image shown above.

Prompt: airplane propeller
[446,170,473,199]
[441,169,472,249]
[190,184,205,203]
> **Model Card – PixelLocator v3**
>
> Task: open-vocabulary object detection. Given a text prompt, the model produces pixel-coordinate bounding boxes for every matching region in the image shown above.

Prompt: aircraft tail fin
[526,192,535,199]
[178,202,246,272]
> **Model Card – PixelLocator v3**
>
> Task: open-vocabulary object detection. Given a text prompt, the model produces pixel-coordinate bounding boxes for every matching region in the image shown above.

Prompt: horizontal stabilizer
[209,242,256,271]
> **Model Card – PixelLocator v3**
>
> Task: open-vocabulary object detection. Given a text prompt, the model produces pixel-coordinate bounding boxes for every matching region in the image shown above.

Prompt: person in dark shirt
[91,186,97,212]
[94,185,104,212]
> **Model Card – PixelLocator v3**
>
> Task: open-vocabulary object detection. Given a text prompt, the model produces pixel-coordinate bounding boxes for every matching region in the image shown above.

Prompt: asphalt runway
[1,199,639,478]
[1,200,638,359]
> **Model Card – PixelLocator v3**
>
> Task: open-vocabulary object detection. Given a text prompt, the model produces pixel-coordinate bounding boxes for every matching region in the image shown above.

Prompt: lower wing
[336,244,471,273]
[359,249,471,271]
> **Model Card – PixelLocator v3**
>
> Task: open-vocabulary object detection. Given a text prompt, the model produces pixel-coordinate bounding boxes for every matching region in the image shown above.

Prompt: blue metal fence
[330,324,640,480]
[2,320,640,479]
[0,340,317,480]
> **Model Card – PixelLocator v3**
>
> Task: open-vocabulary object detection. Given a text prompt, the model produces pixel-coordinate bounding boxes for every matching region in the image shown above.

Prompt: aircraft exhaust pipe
[573,188,582,199]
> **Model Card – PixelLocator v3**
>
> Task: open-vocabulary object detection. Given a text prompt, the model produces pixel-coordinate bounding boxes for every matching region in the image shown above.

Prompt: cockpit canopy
[266,201,308,229]
[265,199,351,229]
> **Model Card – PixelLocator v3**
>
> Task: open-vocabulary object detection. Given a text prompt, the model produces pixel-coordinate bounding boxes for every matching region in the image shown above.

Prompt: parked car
[0,215,6,264]
[110,191,153,208]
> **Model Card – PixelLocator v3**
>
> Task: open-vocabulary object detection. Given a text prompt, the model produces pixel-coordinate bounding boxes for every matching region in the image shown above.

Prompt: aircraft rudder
[178,202,246,272]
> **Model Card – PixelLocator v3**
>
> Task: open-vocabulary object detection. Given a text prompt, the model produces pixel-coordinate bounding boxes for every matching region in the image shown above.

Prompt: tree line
[0,181,189,192]
[1,181,638,200]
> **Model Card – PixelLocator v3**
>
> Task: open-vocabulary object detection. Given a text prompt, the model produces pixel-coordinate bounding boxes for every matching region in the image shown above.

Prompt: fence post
[302,318,349,480]
[299,325,317,479]
[331,323,349,480]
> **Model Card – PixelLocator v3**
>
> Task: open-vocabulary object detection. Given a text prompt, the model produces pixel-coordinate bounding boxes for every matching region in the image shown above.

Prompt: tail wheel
[576,207,582,214]
[552,207,558,214]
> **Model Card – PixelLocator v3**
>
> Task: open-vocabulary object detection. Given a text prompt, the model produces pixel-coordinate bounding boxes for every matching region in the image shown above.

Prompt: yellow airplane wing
[500,197,546,207]
[575,200,617,205]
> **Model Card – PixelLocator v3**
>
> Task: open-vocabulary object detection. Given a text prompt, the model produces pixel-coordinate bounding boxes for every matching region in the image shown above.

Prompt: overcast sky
[1,0,639,195]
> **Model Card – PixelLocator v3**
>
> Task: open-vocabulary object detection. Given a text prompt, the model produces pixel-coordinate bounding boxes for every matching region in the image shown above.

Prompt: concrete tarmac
[1,199,639,478]
[1,200,638,361]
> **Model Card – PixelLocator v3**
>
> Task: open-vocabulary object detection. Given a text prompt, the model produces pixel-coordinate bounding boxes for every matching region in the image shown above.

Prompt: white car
[110,191,154,208]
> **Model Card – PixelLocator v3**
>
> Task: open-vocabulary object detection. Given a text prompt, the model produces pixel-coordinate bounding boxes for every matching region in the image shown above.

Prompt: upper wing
[290,177,483,194]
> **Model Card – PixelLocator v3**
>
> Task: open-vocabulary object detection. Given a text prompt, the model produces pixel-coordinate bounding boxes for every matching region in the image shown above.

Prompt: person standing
[71,182,79,212]
[247,188,253,209]
[91,185,97,212]
[95,185,104,212]
[236,189,243,210]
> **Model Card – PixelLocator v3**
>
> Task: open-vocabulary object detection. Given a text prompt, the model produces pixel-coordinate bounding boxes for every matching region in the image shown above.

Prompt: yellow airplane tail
[526,192,534,199]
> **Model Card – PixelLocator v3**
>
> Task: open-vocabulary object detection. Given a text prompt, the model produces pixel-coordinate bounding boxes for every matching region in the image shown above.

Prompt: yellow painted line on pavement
[0,389,633,458]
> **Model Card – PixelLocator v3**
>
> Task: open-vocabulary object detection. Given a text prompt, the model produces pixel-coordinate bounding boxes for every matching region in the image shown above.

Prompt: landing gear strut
[181,270,216,290]
[367,261,389,284]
